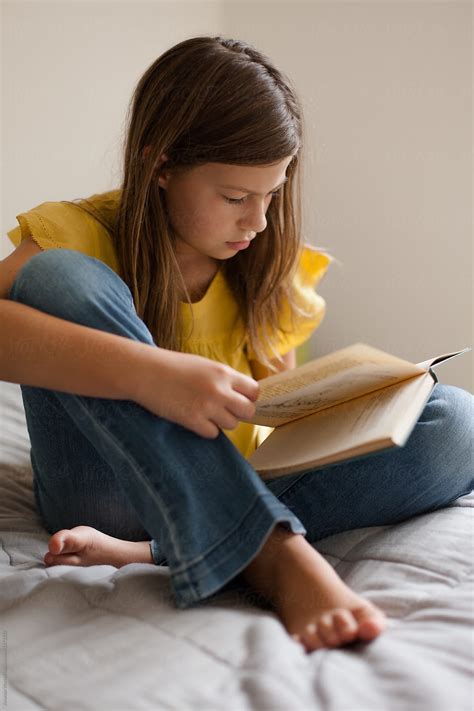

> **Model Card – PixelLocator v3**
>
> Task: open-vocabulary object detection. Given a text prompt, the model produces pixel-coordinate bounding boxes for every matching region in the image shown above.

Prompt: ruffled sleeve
[6,191,121,274]
[246,243,333,360]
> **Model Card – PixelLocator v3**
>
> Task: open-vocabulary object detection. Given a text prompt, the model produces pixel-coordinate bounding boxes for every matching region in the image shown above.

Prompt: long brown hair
[114,35,311,373]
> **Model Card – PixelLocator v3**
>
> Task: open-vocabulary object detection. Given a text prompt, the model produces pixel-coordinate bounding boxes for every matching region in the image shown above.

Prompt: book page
[246,343,424,427]
[248,372,435,478]
[416,347,471,371]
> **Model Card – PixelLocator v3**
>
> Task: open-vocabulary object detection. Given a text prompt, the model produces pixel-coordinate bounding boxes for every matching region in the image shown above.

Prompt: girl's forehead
[198,157,293,184]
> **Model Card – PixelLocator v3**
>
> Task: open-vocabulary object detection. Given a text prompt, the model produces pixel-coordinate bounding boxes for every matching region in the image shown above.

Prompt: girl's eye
[224,190,282,205]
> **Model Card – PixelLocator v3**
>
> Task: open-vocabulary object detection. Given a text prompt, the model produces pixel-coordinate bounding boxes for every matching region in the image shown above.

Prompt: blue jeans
[8,249,474,609]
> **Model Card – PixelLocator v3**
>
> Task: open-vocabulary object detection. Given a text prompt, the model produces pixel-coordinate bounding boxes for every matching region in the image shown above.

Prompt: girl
[4,36,473,654]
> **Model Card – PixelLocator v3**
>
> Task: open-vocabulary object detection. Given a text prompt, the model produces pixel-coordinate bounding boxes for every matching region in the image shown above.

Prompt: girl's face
[157,155,294,265]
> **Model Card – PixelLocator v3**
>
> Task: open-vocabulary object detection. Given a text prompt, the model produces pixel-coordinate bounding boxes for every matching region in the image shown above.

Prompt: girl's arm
[0,297,150,400]
[248,348,296,381]
[0,298,259,439]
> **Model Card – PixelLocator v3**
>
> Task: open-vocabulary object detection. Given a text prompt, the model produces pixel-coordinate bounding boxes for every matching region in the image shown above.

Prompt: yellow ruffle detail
[246,243,333,360]
[7,192,120,273]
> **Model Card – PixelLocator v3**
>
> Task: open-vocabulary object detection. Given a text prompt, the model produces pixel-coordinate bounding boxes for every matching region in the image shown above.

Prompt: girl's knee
[8,248,134,317]
[429,384,473,430]
[427,383,473,494]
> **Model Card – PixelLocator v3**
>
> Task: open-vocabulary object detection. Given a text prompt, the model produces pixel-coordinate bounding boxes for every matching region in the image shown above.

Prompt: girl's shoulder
[244,242,336,362]
[297,241,335,287]
[6,189,121,273]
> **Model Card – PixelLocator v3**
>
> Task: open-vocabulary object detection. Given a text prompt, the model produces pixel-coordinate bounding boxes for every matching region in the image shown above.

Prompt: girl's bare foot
[43,526,153,568]
[242,524,388,653]
[44,525,387,654]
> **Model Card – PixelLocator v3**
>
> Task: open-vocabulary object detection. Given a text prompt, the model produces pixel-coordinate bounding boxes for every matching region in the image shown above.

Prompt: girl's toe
[352,605,387,640]
[48,529,72,555]
[332,609,359,643]
[44,552,81,567]
[301,623,325,652]
[317,613,341,646]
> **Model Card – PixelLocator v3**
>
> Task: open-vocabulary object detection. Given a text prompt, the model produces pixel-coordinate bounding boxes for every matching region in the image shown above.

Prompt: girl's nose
[238,204,268,234]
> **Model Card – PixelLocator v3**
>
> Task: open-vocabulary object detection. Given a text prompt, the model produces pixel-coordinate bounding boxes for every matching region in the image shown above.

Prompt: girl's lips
[226,240,251,250]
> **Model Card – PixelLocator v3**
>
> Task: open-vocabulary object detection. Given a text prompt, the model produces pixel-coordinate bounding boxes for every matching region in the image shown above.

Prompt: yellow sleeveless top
[7,189,333,459]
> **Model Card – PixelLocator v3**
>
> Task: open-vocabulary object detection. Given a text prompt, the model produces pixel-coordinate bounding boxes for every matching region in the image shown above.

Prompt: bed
[0,378,472,710]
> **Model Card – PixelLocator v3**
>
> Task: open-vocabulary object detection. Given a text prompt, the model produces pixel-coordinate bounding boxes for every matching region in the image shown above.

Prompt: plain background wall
[2,1,472,391]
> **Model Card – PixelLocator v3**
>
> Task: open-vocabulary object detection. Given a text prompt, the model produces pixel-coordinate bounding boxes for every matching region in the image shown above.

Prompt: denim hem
[168,492,307,609]
[149,539,167,566]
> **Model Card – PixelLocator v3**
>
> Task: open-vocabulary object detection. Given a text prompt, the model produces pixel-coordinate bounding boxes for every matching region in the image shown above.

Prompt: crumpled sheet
[0,379,472,711]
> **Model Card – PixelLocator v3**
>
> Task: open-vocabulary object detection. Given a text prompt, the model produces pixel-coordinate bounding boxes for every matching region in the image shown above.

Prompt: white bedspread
[0,379,472,711]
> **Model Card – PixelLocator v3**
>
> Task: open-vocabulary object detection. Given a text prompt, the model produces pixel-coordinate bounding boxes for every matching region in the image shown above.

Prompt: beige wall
[2,1,472,390]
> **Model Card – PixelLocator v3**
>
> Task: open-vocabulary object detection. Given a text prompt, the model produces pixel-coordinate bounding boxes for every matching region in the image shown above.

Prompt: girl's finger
[227,391,258,421]
[232,374,260,402]
[217,409,239,431]
[193,419,220,439]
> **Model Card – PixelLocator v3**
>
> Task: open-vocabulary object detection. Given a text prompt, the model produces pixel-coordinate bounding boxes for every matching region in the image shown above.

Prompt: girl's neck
[177,256,221,303]
[177,255,220,277]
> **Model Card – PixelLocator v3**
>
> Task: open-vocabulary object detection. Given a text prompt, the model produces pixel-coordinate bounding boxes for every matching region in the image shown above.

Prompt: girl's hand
[132,346,260,439]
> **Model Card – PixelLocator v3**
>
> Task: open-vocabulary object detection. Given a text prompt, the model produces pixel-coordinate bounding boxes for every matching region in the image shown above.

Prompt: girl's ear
[142,146,170,188]
[157,153,170,189]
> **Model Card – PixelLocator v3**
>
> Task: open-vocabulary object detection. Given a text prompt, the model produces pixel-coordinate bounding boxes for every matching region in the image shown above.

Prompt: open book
[243,342,471,479]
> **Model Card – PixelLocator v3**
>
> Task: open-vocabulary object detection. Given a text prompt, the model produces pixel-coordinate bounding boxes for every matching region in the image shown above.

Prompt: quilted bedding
[0,379,472,711]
